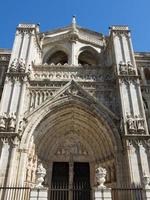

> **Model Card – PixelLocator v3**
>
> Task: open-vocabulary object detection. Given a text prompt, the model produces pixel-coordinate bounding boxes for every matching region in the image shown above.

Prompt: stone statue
[0,113,7,131]
[8,113,16,131]
[127,61,136,75]
[10,58,18,72]
[119,61,127,74]
[18,58,25,72]
[18,118,27,136]
[35,163,46,188]
[136,115,145,133]
[126,114,136,133]
[143,172,150,189]
[96,166,107,189]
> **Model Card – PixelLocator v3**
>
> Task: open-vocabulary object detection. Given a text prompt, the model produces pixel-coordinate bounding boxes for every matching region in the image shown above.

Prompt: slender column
[0,78,13,113]
[138,142,150,176]
[9,79,21,113]
[70,42,77,65]
[0,138,10,186]
[6,137,19,186]
[69,161,74,200]
[16,77,28,131]
[16,148,28,186]
[126,140,141,185]
[48,162,53,188]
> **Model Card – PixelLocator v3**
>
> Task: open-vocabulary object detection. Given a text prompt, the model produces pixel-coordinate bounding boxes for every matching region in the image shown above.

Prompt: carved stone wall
[0,22,150,189]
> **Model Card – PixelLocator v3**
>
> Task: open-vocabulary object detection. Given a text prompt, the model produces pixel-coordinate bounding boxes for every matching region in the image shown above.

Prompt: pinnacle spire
[72,15,76,25]
[72,15,77,31]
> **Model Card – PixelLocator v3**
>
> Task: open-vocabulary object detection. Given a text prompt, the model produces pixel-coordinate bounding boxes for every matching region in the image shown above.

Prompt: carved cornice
[43,31,104,47]
[30,64,115,83]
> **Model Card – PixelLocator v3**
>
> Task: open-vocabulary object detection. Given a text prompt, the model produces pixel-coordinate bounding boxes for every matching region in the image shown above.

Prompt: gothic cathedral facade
[0,18,150,190]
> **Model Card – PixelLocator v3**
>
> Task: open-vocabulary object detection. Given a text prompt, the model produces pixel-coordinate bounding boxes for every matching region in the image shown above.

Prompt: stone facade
[0,18,150,193]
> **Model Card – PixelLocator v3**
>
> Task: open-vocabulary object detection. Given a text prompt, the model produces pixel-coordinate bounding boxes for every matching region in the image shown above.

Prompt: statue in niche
[10,58,18,72]
[96,167,107,189]
[18,58,25,72]
[127,61,136,75]
[126,114,136,133]
[119,61,127,74]
[136,115,145,133]
[0,113,7,131]
[8,113,16,131]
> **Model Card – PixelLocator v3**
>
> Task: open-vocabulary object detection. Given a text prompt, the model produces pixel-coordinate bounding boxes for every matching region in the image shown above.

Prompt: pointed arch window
[47,51,68,65]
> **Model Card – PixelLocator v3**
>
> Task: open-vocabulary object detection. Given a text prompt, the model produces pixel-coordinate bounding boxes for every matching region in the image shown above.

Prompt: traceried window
[47,51,68,65]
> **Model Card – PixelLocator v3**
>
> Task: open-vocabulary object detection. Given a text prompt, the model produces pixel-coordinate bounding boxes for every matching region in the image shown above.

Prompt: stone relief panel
[55,139,88,156]
[30,64,115,83]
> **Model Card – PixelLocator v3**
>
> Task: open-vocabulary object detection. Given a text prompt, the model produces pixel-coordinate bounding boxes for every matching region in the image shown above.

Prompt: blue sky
[0,0,150,52]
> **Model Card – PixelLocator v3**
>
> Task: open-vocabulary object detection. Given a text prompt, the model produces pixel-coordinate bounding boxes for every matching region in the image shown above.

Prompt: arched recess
[144,68,150,83]
[43,45,70,64]
[78,46,99,65]
[20,96,124,188]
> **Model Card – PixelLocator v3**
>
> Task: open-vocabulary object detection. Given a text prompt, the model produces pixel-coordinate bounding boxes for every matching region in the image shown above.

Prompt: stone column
[69,161,74,200]
[142,173,150,200]
[6,137,19,186]
[125,140,141,185]
[16,148,28,186]
[0,138,10,186]
[47,162,53,188]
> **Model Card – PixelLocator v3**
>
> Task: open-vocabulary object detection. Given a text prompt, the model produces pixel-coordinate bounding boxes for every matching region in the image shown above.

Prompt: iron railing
[0,187,31,200]
[111,187,143,200]
[0,186,144,200]
[48,188,91,200]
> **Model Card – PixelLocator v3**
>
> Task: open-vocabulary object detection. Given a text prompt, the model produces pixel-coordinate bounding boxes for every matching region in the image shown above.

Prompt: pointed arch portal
[20,80,123,190]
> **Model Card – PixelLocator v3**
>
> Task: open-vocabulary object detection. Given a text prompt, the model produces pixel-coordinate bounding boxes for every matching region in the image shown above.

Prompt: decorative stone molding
[31,64,115,83]
[96,166,107,189]
[35,163,46,188]
[126,114,145,134]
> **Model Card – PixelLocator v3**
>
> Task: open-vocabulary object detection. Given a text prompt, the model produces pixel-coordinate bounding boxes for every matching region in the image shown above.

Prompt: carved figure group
[10,58,26,73]
[0,112,16,132]
[126,113,145,134]
[0,113,7,131]
[119,61,136,75]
